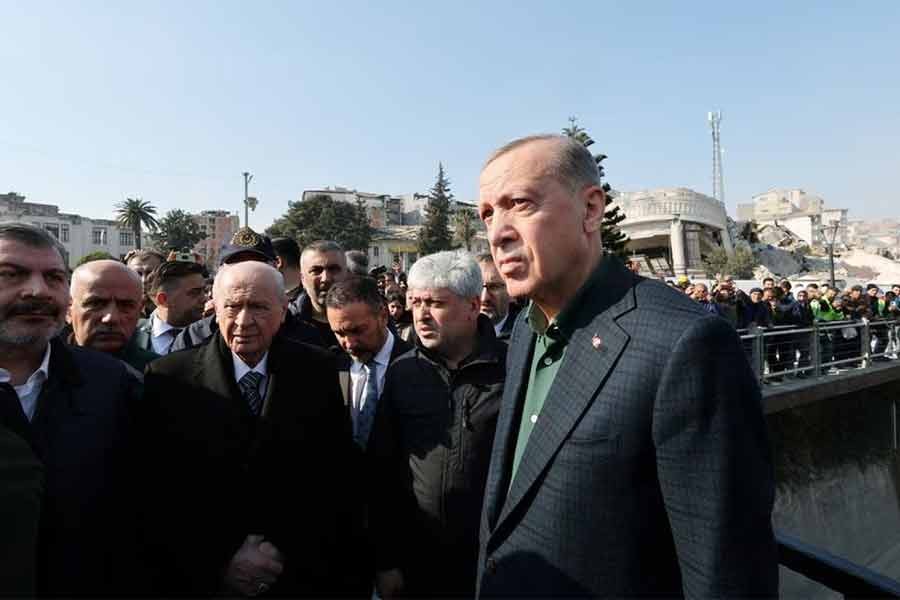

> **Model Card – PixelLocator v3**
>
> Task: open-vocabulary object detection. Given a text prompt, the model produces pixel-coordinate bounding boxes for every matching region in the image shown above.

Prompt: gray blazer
[477,257,778,598]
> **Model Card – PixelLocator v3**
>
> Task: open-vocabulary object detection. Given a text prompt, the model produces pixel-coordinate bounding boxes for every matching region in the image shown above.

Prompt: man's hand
[376,569,404,599]
[203,298,216,318]
[224,534,284,597]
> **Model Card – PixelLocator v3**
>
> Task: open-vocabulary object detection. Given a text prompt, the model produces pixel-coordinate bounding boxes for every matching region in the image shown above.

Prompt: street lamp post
[820,221,840,289]
[243,171,254,228]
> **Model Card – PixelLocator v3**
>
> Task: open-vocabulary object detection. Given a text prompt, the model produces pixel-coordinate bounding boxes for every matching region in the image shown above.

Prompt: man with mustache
[475,135,776,597]
[293,240,349,351]
[0,223,141,596]
[66,260,159,373]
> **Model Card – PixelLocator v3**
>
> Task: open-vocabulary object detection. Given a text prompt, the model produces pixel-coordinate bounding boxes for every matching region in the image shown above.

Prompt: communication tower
[708,111,724,203]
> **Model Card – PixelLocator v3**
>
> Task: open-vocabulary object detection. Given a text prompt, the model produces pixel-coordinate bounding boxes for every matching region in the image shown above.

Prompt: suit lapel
[193,335,246,417]
[488,257,638,542]
[484,309,531,530]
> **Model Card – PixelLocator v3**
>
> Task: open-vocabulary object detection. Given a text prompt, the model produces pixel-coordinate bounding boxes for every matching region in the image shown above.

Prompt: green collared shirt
[508,258,608,486]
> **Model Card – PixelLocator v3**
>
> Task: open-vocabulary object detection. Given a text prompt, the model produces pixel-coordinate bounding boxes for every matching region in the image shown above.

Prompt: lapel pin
[591,334,604,351]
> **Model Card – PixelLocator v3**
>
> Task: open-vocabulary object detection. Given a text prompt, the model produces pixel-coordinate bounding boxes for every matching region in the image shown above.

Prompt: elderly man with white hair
[139,261,356,597]
[371,250,507,599]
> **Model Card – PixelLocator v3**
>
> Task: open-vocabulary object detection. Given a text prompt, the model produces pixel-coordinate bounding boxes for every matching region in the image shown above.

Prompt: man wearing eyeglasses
[476,253,518,341]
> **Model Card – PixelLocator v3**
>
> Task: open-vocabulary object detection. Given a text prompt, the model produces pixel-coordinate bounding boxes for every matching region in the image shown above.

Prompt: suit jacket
[0,419,44,596]
[139,332,355,597]
[27,339,142,596]
[477,257,778,598]
[335,332,413,410]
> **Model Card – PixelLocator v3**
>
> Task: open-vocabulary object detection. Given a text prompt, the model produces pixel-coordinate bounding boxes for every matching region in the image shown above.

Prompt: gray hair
[407,250,482,298]
[483,134,601,192]
[214,261,286,301]
[302,240,345,260]
[0,222,68,268]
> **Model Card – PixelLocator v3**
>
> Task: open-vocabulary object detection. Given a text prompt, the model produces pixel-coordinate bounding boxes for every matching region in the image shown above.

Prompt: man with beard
[293,240,349,350]
[325,276,413,596]
[66,260,158,373]
[0,223,141,596]
[125,249,165,318]
[134,260,207,356]
[476,253,518,341]
[474,135,775,597]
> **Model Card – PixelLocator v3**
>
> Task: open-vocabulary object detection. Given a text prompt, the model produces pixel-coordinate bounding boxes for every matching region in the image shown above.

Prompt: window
[92,228,107,245]
[60,224,69,243]
[119,231,134,246]
[372,246,379,258]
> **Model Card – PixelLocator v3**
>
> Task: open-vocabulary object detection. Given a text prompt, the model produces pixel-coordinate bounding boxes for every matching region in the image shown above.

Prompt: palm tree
[115,197,160,250]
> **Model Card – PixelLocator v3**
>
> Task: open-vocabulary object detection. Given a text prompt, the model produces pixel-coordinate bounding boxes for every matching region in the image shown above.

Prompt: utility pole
[242,171,253,228]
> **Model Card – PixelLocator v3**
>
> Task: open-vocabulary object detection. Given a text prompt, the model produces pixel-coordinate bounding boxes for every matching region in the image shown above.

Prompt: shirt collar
[493,314,508,336]
[150,310,178,337]
[232,351,269,383]
[0,342,52,387]
[525,254,619,343]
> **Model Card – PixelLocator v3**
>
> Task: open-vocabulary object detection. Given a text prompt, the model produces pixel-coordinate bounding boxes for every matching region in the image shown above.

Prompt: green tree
[703,247,756,279]
[150,209,207,253]
[115,197,159,250]
[563,117,629,257]
[77,251,115,266]
[266,194,372,251]
[418,163,454,255]
[452,205,478,251]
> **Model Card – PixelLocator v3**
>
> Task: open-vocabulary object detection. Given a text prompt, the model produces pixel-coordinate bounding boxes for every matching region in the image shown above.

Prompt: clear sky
[2,1,898,229]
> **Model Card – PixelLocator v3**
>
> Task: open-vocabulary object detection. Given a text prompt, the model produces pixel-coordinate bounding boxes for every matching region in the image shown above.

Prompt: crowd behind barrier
[655,269,900,384]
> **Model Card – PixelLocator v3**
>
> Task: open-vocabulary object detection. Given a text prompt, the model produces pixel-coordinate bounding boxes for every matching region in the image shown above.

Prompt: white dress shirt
[493,314,509,337]
[349,330,395,412]
[232,352,270,400]
[0,342,52,422]
[149,311,181,356]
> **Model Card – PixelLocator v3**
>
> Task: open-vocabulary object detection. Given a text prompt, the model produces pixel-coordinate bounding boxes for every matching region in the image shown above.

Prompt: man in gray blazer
[475,135,777,597]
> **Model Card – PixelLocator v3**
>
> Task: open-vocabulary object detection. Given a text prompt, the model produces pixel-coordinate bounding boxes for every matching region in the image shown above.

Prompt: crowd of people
[3,134,778,598]
[667,274,900,379]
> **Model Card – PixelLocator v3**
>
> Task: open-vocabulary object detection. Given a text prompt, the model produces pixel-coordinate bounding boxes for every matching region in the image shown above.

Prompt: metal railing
[739,319,900,385]
[777,530,900,597]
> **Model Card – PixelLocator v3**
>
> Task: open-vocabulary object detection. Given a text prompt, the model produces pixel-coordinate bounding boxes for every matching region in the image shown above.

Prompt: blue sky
[2,1,898,229]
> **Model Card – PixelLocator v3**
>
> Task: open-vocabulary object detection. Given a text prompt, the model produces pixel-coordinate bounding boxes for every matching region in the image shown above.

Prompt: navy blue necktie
[239,371,263,416]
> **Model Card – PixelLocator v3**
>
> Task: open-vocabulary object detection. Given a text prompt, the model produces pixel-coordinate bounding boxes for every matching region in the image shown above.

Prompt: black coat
[477,257,777,597]
[139,332,356,597]
[371,315,507,597]
[27,339,141,596]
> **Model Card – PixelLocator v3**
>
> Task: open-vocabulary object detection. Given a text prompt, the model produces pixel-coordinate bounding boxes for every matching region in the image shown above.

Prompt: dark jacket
[372,314,507,597]
[62,326,159,375]
[477,257,776,598]
[841,294,872,321]
[495,303,521,342]
[335,333,414,597]
[0,414,44,596]
[289,290,341,351]
[28,339,142,596]
[139,332,355,597]
[170,309,325,352]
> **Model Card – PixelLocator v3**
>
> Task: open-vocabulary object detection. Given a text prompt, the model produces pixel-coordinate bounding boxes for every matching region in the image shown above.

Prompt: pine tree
[418,163,454,255]
[563,117,630,257]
